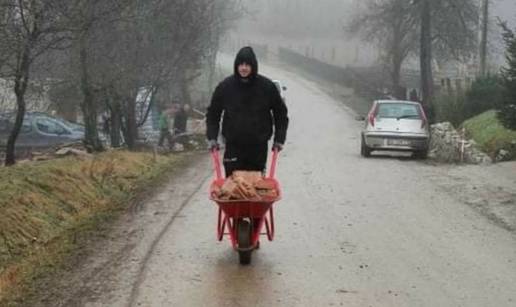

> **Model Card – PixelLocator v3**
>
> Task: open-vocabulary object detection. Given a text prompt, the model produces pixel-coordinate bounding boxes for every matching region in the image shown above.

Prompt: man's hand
[272,142,284,152]
[207,139,220,151]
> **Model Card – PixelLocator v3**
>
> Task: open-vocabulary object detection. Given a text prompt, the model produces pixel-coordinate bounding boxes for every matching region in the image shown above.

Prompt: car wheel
[361,136,372,157]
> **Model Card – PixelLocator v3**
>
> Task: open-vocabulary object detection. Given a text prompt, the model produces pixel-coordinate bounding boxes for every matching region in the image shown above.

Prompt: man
[158,107,174,149]
[173,103,190,135]
[173,103,190,149]
[206,46,289,176]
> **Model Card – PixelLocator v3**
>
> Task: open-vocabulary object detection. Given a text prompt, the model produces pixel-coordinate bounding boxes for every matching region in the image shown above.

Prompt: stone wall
[429,122,492,164]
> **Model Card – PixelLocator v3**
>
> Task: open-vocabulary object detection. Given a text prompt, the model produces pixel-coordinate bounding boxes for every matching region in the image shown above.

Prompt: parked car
[273,79,287,103]
[361,100,430,159]
[0,112,84,152]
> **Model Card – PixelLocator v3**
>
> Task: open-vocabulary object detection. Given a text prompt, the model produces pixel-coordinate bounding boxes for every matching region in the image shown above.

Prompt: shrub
[465,75,504,118]
[434,92,466,127]
[463,110,516,160]
[498,22,516,130]
[434,75,504,127]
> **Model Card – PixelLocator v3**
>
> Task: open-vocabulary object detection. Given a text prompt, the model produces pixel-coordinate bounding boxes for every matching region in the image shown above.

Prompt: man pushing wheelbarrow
[206,47,289,265]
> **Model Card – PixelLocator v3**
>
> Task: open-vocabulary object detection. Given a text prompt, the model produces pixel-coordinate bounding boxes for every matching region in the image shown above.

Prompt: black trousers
[223,143,268,177]
[158,129,174,148]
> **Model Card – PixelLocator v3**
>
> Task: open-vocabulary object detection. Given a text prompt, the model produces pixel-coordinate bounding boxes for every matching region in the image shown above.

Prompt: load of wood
[214,171,279,201]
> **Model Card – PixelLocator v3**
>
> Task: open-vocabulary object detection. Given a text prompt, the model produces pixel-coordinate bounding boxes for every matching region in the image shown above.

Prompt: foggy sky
[493,0,516,27]
[230,0,516,68]
[237,0,516,37]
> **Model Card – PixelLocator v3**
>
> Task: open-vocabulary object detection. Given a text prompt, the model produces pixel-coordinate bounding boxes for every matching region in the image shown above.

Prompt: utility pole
[420,0,434,113]
[479,0,489,76]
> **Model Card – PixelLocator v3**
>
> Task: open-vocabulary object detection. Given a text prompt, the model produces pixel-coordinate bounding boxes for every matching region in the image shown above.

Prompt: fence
[278,47,391,102]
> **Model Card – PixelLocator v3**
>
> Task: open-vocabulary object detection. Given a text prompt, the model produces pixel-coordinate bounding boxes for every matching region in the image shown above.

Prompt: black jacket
[206,47,289,145]
[173,109,187,134]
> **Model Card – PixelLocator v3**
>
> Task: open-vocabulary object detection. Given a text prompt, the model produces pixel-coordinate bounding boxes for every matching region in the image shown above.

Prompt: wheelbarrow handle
[210,149,223,180]
[268,148,279,179]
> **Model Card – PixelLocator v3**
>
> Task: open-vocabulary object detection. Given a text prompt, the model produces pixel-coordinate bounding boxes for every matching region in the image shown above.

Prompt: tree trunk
[390,15,406,100]
[124,94,138,149]
[180,76,191,107]
[110,100,122,148]
[392,58,404,99]
[420,0,434,120]
[79,32,103,152]
[391,34,403,99]
[479,0,489,76]
[5,42,31,166]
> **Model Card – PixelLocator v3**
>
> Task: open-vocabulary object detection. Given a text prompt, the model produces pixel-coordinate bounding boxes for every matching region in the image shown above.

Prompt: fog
[228,0,369,66]
[225,0,516,68]
[493,0,516,27]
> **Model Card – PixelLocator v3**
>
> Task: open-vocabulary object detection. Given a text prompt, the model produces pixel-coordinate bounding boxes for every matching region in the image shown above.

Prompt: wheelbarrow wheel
[237,219,252,265]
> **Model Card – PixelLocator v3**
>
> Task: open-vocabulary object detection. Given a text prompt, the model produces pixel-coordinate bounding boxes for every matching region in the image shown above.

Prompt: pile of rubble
[429,122,492,164]
[25,141,92,162]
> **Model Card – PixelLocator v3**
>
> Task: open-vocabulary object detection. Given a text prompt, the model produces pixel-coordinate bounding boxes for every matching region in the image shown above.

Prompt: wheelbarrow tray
[209,178,281,218]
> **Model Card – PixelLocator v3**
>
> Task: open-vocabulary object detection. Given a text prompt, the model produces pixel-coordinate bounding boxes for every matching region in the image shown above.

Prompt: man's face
[238,63,252,78]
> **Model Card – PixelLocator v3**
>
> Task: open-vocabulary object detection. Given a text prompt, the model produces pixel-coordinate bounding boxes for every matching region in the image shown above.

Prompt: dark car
[0,112,84,153]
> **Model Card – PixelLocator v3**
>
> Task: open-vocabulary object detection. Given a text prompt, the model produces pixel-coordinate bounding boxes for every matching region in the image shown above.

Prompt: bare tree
[350,0,478,110]
[479,0,489,76]
[1,0,240,153]
[415,0,479,115]
[95,0,241,148]
[419,0,433,112]
[348,0,417,98]
[61,0,136,151]
[0,0,68,165]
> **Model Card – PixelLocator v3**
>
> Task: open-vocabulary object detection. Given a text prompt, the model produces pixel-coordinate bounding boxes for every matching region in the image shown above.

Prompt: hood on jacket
[234,46,258,81]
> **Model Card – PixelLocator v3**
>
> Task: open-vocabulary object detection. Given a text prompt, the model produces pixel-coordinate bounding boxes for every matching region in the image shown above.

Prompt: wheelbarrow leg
[265,207,275,241]
[217,208,226,241]
[251,217,264,249]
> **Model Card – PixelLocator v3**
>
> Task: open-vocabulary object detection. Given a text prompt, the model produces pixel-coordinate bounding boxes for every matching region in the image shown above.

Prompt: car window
[0,118,10,133]
[35,118,70,135]
[0,116,31,133]
[21,120,32,133]
[377,103,420,119]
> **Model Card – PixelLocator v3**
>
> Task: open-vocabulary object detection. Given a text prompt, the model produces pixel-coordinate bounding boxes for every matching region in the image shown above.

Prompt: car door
[33,116,75,148]
[0,115,33,149]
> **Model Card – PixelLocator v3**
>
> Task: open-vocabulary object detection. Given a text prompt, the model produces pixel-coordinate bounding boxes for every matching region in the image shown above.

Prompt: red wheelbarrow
[209,148,281,265]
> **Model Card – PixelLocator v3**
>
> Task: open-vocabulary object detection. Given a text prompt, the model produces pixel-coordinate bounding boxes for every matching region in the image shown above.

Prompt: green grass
[462,110,516,159]
[0,150,182,303]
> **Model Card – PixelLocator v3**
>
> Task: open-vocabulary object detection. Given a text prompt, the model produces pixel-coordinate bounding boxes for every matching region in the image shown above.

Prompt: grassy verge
[0,150,183,303]
[462,110,516,160]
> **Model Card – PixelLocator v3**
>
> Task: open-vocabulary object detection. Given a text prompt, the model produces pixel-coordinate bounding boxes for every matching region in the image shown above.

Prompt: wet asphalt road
[53,56,516,307]
[120,57,516,307]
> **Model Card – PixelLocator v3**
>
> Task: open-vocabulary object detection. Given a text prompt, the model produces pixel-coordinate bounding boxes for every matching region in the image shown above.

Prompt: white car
[361,100,430,159]
[273,80,287,103]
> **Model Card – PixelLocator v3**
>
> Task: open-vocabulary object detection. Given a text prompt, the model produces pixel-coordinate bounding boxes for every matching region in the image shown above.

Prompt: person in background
[409,89,420,102]
[173,103,190,149]
[173,103,190,135]
[158,107,174,149]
